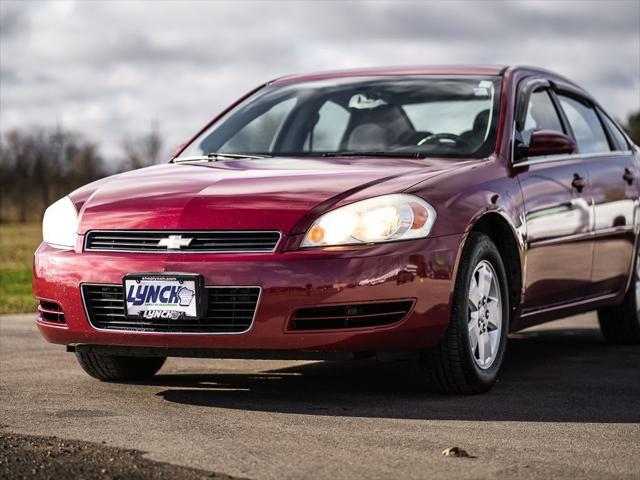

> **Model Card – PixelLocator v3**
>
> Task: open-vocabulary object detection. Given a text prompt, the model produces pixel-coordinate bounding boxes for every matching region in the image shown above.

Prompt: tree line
[1,111,639,224]
[0,125,163,223]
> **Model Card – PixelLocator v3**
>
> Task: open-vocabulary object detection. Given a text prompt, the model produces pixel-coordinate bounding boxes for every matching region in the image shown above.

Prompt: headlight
[301,194,436,247]
[42,196,79,248]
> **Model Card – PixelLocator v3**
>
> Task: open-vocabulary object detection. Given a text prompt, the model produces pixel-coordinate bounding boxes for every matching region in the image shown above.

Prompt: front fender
[406,158,527,320]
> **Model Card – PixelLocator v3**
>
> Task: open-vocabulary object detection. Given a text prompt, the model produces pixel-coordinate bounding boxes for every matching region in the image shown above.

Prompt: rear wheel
[597,249,640,344]
[75,352,166,381]
[418,232,509,394]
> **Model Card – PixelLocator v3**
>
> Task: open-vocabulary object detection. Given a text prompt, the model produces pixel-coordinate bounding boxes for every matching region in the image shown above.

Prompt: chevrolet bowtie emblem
[157,235,193,249]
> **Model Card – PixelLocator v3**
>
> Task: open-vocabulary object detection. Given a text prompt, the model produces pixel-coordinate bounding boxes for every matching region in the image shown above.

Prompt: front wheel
[418,232,510,394]
[597,249,640,344]
[75,352,166,381]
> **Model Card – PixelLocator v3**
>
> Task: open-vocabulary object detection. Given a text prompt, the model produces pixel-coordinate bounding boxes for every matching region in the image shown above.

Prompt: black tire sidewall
[622,247,640,332]
[454,233,510,389]
[629,249,640,325]
[75,352,166,381]
[597,244,640,344]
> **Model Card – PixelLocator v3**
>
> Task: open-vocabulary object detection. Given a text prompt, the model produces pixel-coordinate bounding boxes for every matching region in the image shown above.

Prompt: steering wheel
[417,133,469,148]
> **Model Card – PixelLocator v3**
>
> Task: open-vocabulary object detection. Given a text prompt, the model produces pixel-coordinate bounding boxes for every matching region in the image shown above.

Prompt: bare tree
[120,122,163,171]
[1,130,36,222]
[0,127,106,223]
[625,111,640,145]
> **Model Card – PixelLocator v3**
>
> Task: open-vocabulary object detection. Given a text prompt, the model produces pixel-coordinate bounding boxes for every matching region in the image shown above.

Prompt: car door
[513,82,594,311]
[555,94,638,297]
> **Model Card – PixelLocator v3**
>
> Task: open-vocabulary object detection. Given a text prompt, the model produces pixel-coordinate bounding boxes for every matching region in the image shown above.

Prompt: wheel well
[471,214,522,312]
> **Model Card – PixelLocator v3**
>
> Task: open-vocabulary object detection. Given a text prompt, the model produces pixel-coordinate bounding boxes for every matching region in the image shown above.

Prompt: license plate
[123,274,204,320]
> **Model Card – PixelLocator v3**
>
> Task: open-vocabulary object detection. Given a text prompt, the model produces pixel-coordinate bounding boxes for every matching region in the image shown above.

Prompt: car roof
[271,64,582,90]
[271,65,508,84]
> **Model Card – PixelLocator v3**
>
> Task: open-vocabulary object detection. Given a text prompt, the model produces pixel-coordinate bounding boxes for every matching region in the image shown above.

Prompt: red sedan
[34,65,639,393]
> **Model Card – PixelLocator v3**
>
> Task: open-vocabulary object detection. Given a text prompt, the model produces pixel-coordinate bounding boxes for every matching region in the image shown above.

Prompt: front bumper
[33,234,461,353]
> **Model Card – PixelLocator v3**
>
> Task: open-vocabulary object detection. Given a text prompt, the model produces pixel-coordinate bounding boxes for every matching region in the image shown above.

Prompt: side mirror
[519,130,577,159]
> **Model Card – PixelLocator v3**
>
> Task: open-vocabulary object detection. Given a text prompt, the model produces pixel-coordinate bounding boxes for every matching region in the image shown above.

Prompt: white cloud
[1,0,638,162]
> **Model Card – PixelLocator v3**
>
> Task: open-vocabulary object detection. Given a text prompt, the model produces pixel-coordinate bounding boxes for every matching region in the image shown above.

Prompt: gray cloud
[0,0,37,39]
[1,0,638,162]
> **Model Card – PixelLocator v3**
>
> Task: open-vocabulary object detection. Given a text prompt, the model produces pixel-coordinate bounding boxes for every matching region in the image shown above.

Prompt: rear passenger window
[522,90,564,144]
[558,96,610,154]
[597,108,629,151]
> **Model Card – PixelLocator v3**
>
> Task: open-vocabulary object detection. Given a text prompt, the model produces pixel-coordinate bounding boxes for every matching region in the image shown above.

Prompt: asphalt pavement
[1,313,639,479]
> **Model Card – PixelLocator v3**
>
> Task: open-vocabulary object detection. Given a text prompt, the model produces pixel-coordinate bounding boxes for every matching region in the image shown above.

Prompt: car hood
[75,156,469,235]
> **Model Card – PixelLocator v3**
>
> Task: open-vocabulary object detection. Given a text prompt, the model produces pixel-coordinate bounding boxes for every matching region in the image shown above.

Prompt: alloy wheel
[468,260,503,369]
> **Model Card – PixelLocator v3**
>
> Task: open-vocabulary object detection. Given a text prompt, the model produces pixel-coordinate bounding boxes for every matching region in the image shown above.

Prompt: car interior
[198,78,501,159]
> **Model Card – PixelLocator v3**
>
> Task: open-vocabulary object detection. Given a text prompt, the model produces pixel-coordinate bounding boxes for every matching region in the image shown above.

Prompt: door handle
[623,168,635,185]
[571,173,587,193]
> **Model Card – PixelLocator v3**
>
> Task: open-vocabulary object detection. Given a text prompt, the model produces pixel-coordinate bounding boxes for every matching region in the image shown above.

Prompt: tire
[597,248,640,344]
[75,352,166,382]
[418,232,510,394]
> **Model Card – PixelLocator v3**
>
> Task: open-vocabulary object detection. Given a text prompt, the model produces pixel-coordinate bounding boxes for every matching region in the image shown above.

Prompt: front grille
[37,300,66,324]
[84,230,281,253]
[82,284,260,333]
[290,300,414,331]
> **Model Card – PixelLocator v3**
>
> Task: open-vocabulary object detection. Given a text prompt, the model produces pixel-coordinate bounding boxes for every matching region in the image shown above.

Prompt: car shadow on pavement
[152,327,640,423]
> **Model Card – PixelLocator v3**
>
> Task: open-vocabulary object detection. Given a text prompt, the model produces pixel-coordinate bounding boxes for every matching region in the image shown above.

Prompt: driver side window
[522,89,564,144]
[557,95,610,154]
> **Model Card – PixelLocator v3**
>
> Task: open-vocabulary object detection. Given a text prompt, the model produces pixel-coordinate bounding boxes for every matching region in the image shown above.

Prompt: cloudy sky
[1,0,639,162]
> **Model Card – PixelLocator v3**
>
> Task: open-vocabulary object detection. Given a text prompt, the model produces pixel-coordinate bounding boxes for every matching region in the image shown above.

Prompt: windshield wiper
[320,151,426,159]
[174,152,271,163]
[176,151,426,162]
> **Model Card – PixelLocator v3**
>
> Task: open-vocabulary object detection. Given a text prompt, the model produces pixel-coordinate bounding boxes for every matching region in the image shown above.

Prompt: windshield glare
[178,76,502,160]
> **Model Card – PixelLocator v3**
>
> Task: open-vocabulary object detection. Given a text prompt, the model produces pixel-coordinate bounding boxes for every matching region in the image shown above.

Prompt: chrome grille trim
[84,230,281,253]
[81,283,261,334]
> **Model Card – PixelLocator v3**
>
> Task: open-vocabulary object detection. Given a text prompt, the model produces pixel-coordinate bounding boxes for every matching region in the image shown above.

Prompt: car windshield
[177,76,502,160]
